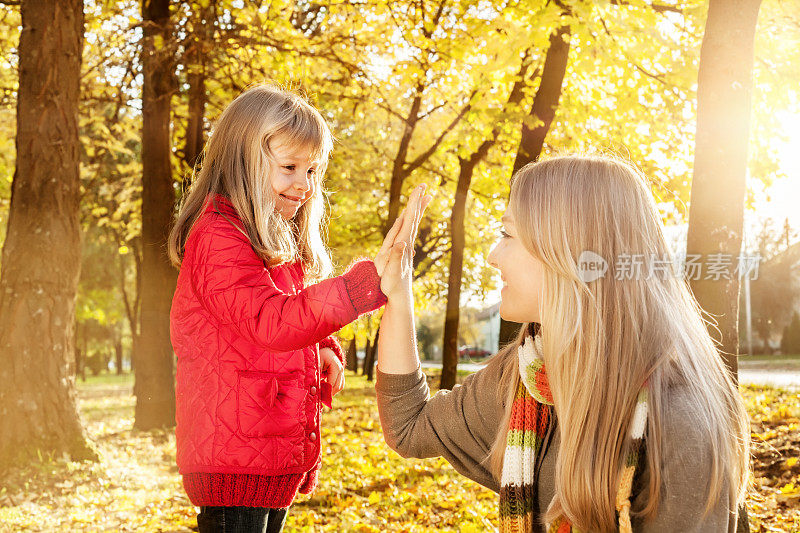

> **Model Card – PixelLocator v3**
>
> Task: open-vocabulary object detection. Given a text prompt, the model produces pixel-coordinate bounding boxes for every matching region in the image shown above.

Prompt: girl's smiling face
[487,209,546,323]
[268,134,318,220]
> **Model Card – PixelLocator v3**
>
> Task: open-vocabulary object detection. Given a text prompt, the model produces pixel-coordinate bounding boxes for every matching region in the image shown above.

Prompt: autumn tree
[79,0,143,378]
[686,0,762,376]
[497,20,572,350]
[176,0,217,174]
[0,0,96,466]
[439,47,538,389]
[135,0,177,430]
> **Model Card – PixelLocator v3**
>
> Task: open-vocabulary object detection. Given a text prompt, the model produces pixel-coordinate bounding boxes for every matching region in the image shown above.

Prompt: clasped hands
[374,184,433,300]
[322,184,432,398]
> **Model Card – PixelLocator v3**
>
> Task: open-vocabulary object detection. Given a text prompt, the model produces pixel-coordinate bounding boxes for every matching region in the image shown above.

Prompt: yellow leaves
[459,523,483,533]
[778,482,800,504]
[4,374,800,531]
[287,373,498,531]
[742,385,800,529]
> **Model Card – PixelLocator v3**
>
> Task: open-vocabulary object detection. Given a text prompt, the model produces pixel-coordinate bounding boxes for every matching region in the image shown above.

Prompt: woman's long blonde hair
[168,84,334,281]
[486,154,749,531]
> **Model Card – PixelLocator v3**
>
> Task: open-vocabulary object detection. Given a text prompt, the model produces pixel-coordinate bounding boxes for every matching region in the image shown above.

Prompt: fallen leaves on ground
[743,385,800,532]
[0,374,797,532]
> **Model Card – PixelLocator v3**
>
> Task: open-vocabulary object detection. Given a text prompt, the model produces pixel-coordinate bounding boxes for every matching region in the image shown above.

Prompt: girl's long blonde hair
[168,84,334,281]
[486,154,749,532]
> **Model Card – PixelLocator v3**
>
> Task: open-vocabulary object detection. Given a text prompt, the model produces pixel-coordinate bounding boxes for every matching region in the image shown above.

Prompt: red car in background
[458,346,492,360]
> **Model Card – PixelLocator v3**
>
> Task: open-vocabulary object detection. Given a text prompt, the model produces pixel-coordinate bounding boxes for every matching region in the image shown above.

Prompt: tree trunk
[182,0,213,172]
[183,69,205,170]
[499,24,571,349]
[82,327,88,381]
[114,337,123,375]
[440,52,535,390]
[440,159,475,390]
[440,148,494,389]
[511,25,571,175]
[75,346,86,382]
[345,337,358,372]
[361,337,371,375]
[365,329,379,382]
[686,0,761,379]
[0,0,96,467]
[135,0,177,430]
[130,332,138,372]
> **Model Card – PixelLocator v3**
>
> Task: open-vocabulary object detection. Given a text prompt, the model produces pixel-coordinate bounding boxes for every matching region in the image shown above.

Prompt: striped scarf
[499,332,648,533]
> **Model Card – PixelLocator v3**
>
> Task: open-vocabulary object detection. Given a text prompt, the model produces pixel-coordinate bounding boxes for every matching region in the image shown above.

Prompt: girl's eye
[500,229,512,239]
[283,165,295,171]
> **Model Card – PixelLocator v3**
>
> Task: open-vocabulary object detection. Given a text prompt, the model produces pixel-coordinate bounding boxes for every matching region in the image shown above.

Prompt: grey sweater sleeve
[374,364,505,493]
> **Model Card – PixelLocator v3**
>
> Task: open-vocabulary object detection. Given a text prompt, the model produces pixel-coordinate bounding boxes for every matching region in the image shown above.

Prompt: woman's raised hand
[374,184,432,301]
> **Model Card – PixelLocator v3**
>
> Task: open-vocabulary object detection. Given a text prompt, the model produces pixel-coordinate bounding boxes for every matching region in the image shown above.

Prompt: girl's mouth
[280,193,302,203]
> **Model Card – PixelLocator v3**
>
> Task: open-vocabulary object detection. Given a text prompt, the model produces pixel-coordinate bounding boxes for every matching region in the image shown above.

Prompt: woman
[374,155,750,532]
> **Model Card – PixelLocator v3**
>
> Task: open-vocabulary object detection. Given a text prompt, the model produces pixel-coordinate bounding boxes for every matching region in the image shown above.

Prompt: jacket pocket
[236,371,308,438]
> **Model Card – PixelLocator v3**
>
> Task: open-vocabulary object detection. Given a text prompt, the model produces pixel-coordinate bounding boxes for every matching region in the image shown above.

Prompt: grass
[76,373,134,388]
[0,372,798,532]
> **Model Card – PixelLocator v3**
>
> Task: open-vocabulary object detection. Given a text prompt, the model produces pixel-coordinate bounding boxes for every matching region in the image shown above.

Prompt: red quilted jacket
[169,194,386,508]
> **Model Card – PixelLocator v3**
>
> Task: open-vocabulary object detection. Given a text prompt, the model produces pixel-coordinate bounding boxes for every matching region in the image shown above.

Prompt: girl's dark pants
[197,506,287,533]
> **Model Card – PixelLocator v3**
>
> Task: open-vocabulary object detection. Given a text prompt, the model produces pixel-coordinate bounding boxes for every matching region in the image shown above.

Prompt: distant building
[475,302,500,354]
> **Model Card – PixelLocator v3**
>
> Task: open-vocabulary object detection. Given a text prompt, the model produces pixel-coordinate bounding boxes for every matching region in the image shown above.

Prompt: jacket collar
[204,193,240,219]
[202,193,304,275]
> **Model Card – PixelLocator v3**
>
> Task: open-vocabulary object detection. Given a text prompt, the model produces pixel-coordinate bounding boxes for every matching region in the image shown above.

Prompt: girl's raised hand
[375,184,432,301]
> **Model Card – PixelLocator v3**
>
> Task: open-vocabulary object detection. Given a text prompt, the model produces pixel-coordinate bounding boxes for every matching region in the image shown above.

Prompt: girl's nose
[295,170,312,192]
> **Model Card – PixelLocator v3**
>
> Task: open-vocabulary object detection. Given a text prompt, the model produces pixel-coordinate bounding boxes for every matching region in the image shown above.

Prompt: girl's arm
[186,217,386,353]
[318,335,345,364]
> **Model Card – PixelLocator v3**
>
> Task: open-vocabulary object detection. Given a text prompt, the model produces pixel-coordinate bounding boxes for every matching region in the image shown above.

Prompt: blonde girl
[169,84,404,532]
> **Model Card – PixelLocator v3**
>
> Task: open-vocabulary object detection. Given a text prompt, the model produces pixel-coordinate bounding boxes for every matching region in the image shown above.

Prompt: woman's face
[268,134,318,220]
[487,209,545,323]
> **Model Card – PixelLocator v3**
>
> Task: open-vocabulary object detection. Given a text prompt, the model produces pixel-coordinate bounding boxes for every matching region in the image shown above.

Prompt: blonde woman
[375,155,750,532]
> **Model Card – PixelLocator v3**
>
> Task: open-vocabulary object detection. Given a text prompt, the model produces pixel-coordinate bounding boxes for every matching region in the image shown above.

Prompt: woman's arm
[374,184,430,375]
[373,185,504,492]
[375,361,505,492]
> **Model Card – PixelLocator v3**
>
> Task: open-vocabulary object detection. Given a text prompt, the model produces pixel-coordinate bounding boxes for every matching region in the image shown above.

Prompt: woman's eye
[307,168,316,176]
[500,230,512,239]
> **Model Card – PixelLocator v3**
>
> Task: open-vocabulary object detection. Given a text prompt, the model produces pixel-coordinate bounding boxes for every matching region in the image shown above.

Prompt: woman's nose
[487,244,500,269]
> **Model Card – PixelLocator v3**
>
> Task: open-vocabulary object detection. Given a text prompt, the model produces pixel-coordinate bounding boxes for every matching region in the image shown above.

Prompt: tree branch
[609,0,682,13]
[404,89,477,176]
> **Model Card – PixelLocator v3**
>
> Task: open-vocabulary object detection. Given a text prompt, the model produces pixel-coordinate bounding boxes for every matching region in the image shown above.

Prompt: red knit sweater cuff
[341,259,387,315]
[319,335,345,365]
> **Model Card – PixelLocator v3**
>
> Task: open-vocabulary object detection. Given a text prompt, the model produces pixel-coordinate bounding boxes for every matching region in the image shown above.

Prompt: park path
[420,361,800,388]
[738,367,800,388]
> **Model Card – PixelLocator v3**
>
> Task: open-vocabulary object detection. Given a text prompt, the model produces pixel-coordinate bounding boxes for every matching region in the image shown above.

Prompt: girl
[168,84,419,532]
[375,154,750,532]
